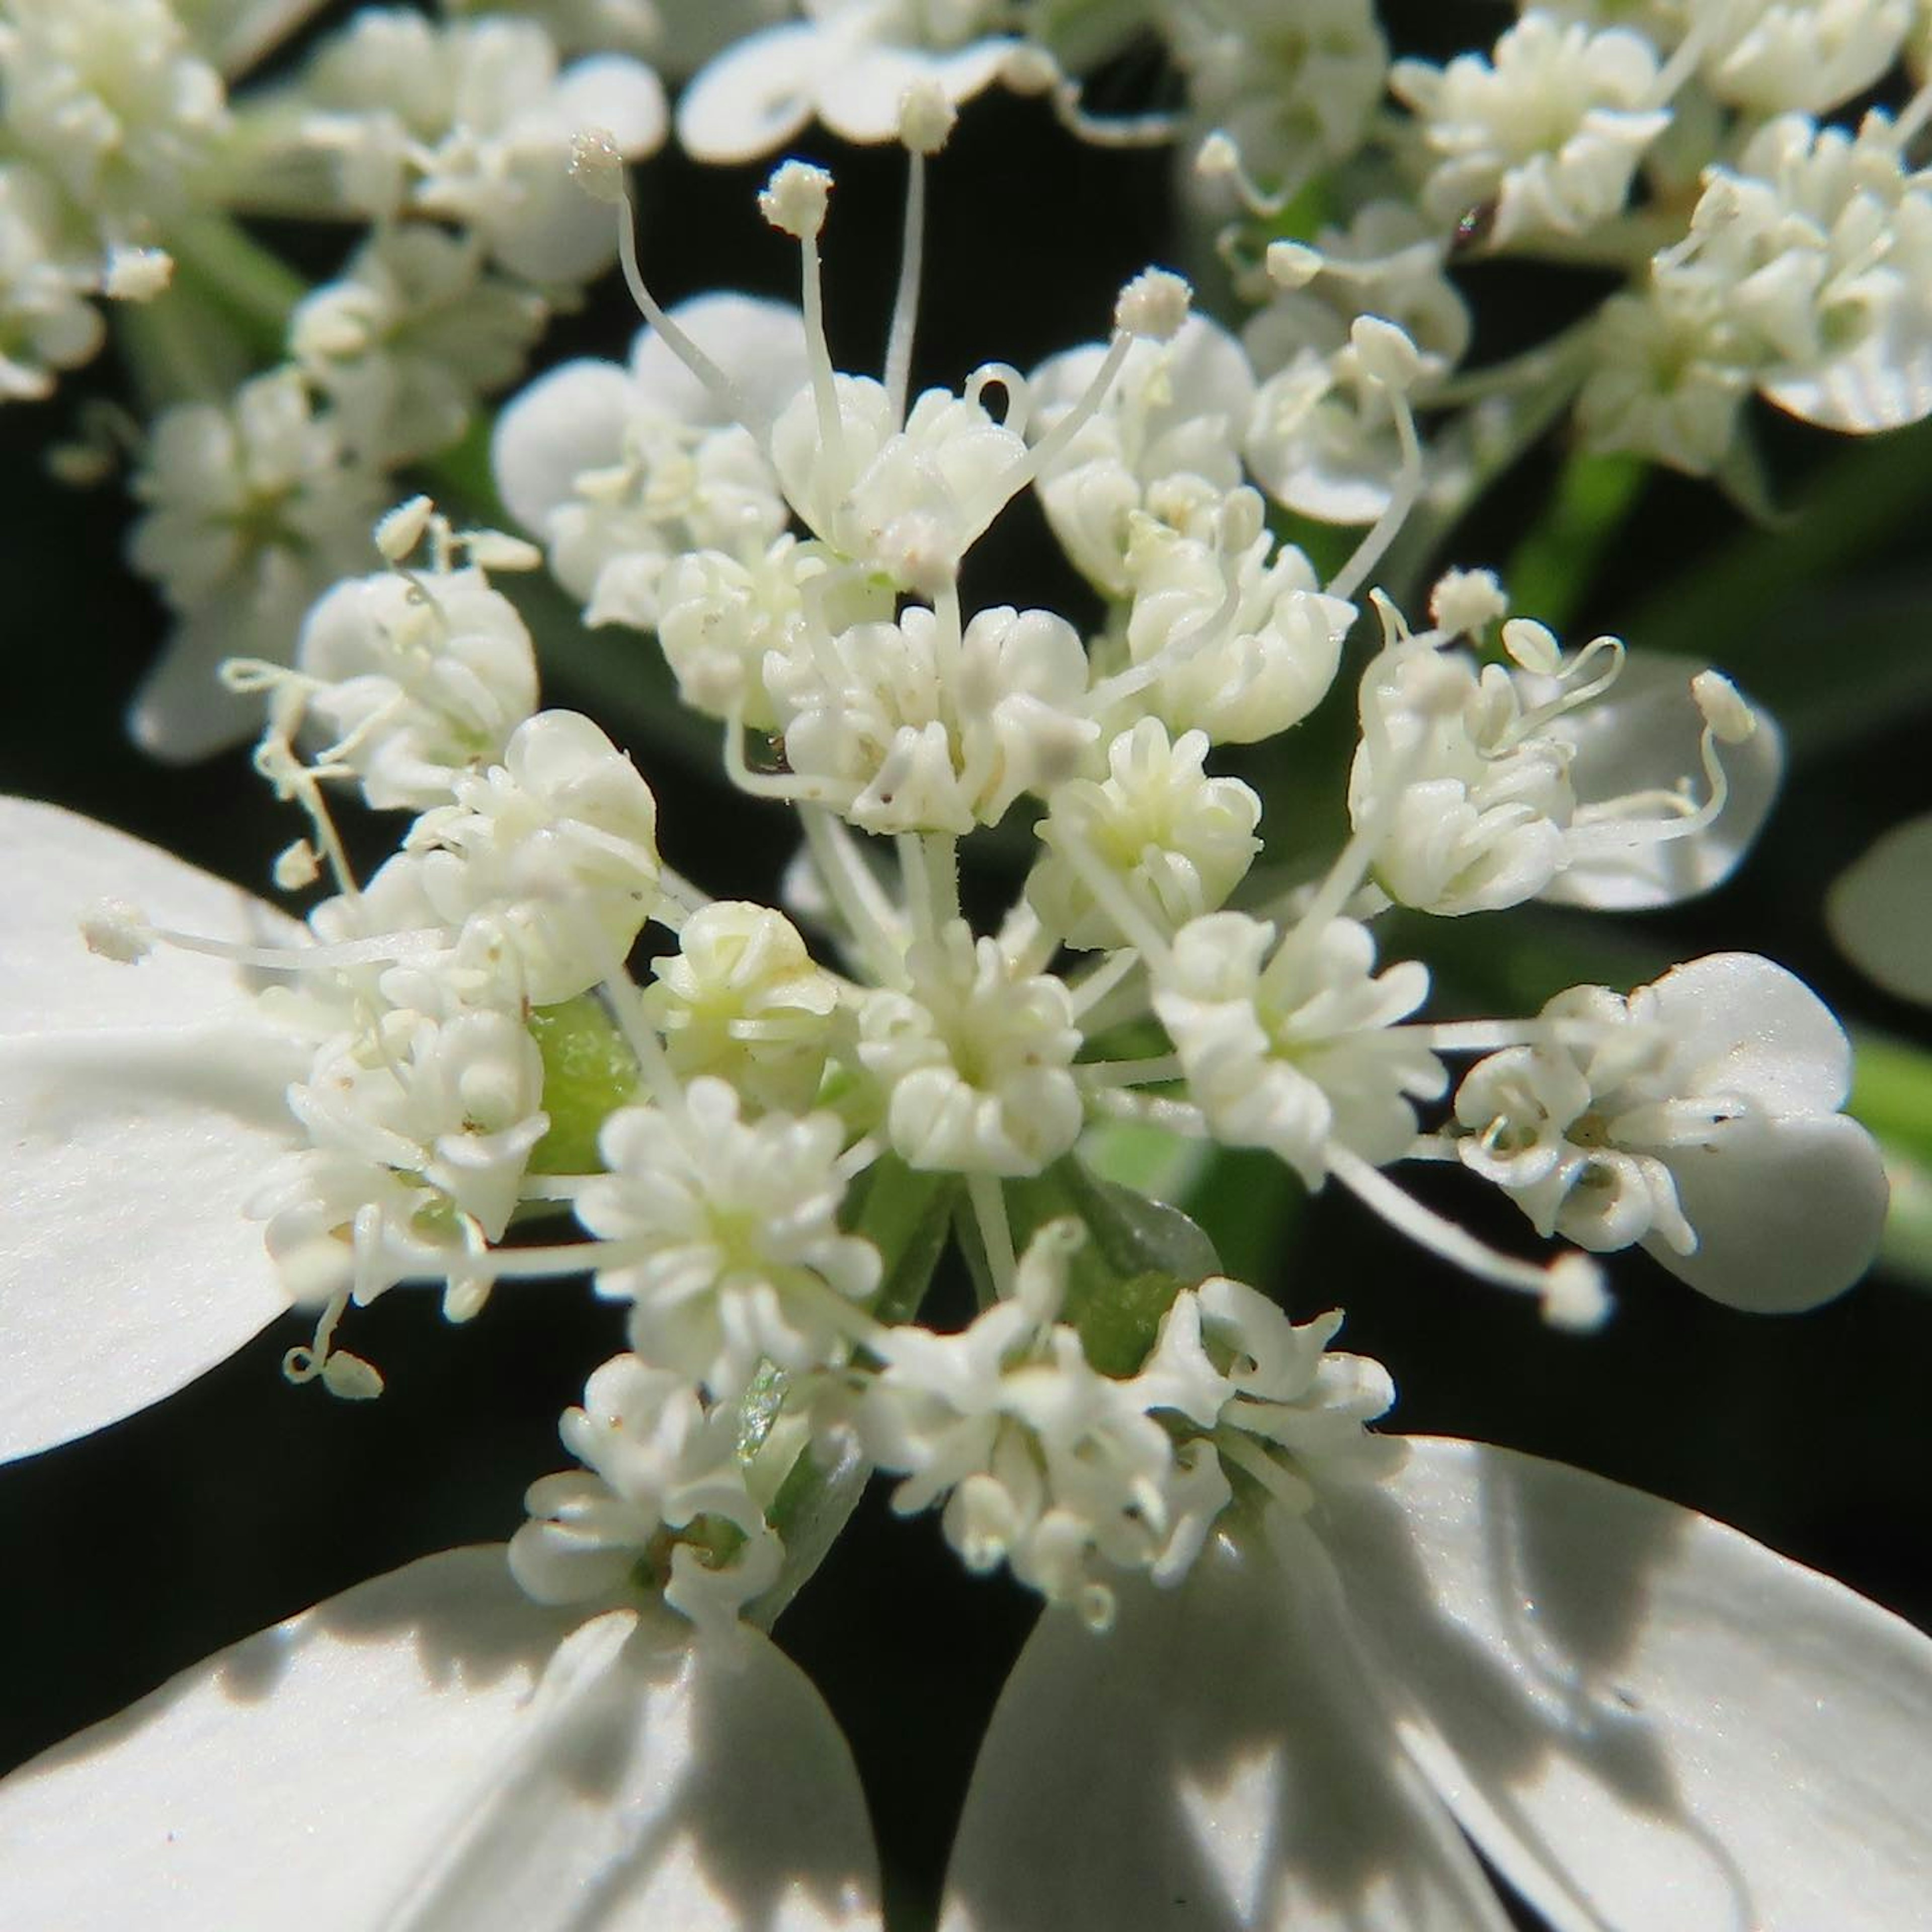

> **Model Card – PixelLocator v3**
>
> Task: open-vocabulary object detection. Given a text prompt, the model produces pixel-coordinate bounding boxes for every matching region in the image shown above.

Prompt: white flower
[511,1352,783,1630]
[0,0,227,230]
[1029,717,1262,951]
[582,1077,880,1397]
[1390,13,1670,247]
[1698,0,1910,114]
[300,10,667,282]
[858,922,1084,1176]
[1454,953,1889,1309]
[493,293,808,630]
[940,1436,1932,1932]
[285,549,541,815]
[1028,315,1257,598]
[0,164,106,401]
[675,0,1017,163]
[1154,912,1443,1189]
[289,224,547,465]
[767,601,1095,835]
[126,370,389,762]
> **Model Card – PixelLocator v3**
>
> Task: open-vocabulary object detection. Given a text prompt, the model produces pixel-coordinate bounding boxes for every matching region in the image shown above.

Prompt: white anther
[1114,269,1191,342]
[1350,315,1424,391]
[375,494,436,563]
[899,80,957,154]
[1541,1254,1612,1332]
[1692,670,1756,745]
[1265,239,1323,290]
[103,246,173,302]
[569,127,630,204]
[761,160,833,239]
[80,901,153,963]
[1195,131,1240,179]
[1430,567,1508,639]
[274,841,321,892]
[1502,617,1563,676]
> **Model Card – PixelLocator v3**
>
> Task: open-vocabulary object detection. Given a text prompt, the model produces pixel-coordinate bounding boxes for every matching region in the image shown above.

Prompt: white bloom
[1577,280,1753,474]
[1390,13,1670,246]
[769,601,1095,836]
[1029,315,1257,597]
[290,224,547,465]
[641,901,841,1115]
[366,709,662,1004]
[0,1547,887,1928]
[858,922,1084,1175]
[1029,717,1262,951]
[1114,503,1352,744]
[1154,912,1443,1189]
[493,293,808,630]
[127,370,389,762]
[582,1077,880,1396]
[301,10,667,281]
[1167,0,1388,197]
[511,1352,783,1630]
[1827,809,1932,1006]
[1454,953,1889,1309]
[942,1436,1932,1932]
[676,0,1016,162]
[285,552,540,813]
[0,0,227,230]
[1698,0,1910,114]
[0,164,106,401]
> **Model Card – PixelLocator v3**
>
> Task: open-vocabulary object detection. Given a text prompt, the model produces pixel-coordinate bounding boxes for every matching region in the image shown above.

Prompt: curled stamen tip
[899,79,956,154]
[375,493,435,562]
[1115,267,1190,341]
[1541,1254,1612,1333]
[80,899,152,964]
[1194,130,1240,178]
[1265,238,1323,290]
[1692,669,1755,744]
[1351,314,1423,392]
[569,127,629,203]
[1502,616,1562,675]
[1000,43,1058,94]
[760,159,833,238]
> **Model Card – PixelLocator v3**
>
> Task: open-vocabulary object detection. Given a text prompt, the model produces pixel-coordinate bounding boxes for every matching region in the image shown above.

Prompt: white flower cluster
[3,13,1927,1929]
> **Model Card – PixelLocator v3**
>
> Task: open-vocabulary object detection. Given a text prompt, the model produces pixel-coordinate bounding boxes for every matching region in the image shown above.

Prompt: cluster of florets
[20,6,1892,1638]
[74,78,1880,1642]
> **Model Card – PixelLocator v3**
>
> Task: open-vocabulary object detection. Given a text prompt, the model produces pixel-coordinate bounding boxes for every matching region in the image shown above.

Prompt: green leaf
[525,997,639,1175]
[747,1158,959,1628]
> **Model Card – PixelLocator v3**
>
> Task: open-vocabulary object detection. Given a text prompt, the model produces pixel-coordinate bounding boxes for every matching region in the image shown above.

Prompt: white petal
[128,604,276,764]
[1320,1438,1932,1932]
[1828,812,1932,1006]
[1648,950,1855,1116]
[1541,651,1783,911]
[0,799,300,1462]
[492,358,635,533]
[939,1525,1515,1931]
[817,43,1010,146]
[0,1547,883,1931]
[552,55,669,159]
[630,292,811,429]
[1652,1109,1889,1311]
[674,24,831,163]
[1762,295,1932,434]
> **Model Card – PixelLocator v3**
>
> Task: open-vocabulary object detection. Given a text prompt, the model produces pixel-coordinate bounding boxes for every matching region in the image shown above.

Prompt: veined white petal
[1648,1109,1888,1312]
[1321,1438,1932,1932]
[938,1522,1515,1931]
[1828,812,1932,1007]
[816,43,1011,147]
[1,799,300,1462]
[493,358,635,532]
[552,55,669,160]
[627,292,811,429]
[1540,652,1782,913]
[129,602,281,764]
[674,24,831,163]
[0,1547,883,1931]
